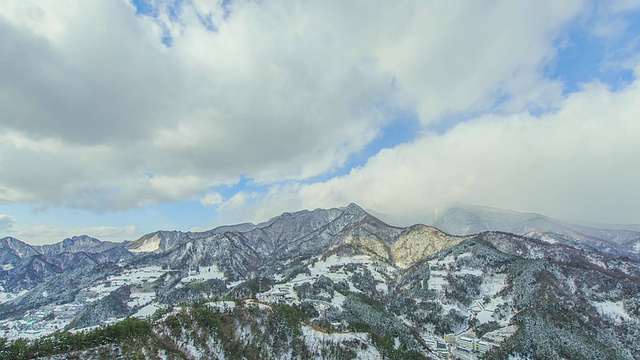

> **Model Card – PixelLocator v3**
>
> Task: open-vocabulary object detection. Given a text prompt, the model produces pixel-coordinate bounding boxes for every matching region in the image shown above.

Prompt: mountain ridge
[1,204,640,359]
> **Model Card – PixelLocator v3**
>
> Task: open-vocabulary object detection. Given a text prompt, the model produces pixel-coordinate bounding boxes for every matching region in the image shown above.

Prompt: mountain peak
[62,235,101,244]
[342,202,366,215]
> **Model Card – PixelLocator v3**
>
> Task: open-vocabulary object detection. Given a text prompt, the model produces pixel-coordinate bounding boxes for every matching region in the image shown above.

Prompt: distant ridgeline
[1,204,639,359]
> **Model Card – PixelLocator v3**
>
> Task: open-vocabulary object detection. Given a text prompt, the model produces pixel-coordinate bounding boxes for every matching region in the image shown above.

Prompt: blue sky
[1,0,640,244]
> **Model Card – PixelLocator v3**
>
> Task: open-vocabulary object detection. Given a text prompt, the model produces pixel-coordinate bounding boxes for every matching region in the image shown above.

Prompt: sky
[1,0,640,245]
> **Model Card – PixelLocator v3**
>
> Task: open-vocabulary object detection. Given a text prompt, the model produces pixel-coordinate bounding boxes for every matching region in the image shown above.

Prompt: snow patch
[301,325,382,360]
[133,303,160,319]
[0,290,27,305]
[595,300,631,323]
[128,291,155,308]
[130,236,161,253]
[180,265,226,284]
[206,300,236,311]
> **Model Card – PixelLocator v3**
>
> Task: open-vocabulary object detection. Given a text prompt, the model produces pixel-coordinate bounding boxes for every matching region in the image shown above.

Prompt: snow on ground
[256,255,394,307]
[301,325,382,360]
[310,254,389,279]
[129,235,161,253]
[309,254,356,281]
[227,280,244,288]
[133,303,161,319]
[595,300,631,323]
[307,254,394,294]
[180,265,225,284]
[1,299,92,340]
[182,338,205,359]
[480,273,507,297]
[375,282,388,293]
[1,315,69,340]
[128,291,156,308]
[85,266,167,303]
[109,266,166,286]
[331,291,346,308]
[456,268,483,276]
[482,325,518,344]
[363,262,393,294]
[1,266,171,340]
[476,308,495,323]
[244,299,272,310]
[1,264,14,271]
[538,234,558,244]
[427,270,449,292]
[206,300,236,311]
[0,290,27,304]
[86,282,122,302]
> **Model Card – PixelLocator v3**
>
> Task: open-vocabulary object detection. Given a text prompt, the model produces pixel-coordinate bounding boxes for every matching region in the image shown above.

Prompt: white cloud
[0,214,16,231]
[373,1,581,122]
[240,72,640,226]
[220,191,259,210]
[0,0,586,212]
[200,192,224,207]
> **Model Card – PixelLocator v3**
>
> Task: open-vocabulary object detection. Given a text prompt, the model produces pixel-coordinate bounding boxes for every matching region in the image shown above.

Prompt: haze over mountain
[434,205,640,260]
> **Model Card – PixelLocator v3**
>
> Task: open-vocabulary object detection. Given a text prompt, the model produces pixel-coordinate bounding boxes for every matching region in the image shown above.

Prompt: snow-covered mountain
[434,204,640,259]
[0,237,40,265]
[1,204,639,359]
[0,236,133,293]
[36,235,123,255]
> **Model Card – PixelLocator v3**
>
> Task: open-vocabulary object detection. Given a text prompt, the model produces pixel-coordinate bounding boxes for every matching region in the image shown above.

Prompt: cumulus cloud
[200,192,224,207]
[0,214,16,231]
[0,0,585,211]
[240,71,640,226]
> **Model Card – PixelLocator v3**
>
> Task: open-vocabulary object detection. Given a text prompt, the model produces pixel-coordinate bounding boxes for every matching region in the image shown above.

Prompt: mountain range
[0,204,639,359]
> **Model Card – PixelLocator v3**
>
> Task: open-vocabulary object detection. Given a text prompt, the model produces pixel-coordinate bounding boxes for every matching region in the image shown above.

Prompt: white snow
[538,234,558,244]
[128,291,155,308]
[1,264,14,271]
[133,303,160,319]
[109,266,166,286]
[0,290,27,304]
[0,266,169,340]
[595,300,631,323]
[301,325,382,360]
[180,265,225,284]
[480,273,507,296]
[130,236,161,253]
[427,269,449,292]
[482,325,518,344]
[331,291,346,308]
[206,300,236,311]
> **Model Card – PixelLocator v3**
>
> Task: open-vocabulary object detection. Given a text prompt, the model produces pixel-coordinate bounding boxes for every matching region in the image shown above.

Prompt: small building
[445,333,456,344]
[458,337,475,351]
[475,340,492,354]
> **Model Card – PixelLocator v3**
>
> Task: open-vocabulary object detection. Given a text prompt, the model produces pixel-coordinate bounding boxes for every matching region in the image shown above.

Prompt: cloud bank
[248,74,640,226]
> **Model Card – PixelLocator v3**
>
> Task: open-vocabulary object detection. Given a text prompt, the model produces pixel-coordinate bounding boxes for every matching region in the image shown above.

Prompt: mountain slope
[37,235,122,255]
[1,204,639,359]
